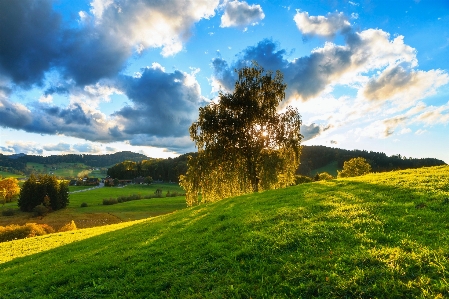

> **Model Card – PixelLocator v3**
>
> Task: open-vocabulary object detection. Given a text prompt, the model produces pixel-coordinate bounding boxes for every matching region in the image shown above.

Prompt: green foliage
[1,208,15,216]
[0,177,20,204]
[181,65,302,206]
[33,204,49,217]
[294,175,313,185]
[338,157,372,178]
[80,202,88,208]
[58,220,77,232]
[0,223,54,242]
[102,198,118,205]
[315,172,334,181]
[18,174,69,212]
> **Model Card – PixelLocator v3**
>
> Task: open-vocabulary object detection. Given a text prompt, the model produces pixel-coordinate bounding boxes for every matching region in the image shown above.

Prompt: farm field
[25,162,107,178]
[0,166,448,298]
[0,171,25,179]
[0,183,186,230]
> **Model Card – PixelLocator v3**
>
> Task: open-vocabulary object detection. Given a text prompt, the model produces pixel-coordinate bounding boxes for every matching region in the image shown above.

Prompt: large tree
[337,157,372,178]
[0,178,20,204]
[181,65,302,206]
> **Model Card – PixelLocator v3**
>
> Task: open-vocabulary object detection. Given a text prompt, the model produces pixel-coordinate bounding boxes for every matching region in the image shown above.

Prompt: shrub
[295,175,313,185]
[58,220,77,232]
[316,172,334,181]
[338,157,372,178]
[80,202,88,208]
[103,198,118,205]
[0,223,55,243]
[2,208,15,216]
[33,204,49,217]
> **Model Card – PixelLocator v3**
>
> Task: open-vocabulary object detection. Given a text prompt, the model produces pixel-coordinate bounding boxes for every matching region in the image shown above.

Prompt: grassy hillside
[1,166,448,298]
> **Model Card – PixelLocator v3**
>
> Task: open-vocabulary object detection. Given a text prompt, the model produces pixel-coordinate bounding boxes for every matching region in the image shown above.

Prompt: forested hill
[0,151,148,172]
[1,146,446,179]
[297,145,446,175]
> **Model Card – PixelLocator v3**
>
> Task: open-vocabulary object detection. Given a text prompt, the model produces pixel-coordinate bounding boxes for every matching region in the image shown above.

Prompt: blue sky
[1,0,448,163]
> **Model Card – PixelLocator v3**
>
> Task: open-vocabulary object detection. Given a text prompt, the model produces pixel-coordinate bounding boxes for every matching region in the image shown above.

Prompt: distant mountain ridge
[0,151,149,174]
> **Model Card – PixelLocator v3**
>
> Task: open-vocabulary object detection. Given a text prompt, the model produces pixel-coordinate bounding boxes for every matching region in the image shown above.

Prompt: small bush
[295,175,313,185]
[33,204,49,217]
[80,202,88,208]
[103,198,118,205]
[315,172,334,181]
[2,208,15,216]
[0,223,55,242]
[58,220,77,232]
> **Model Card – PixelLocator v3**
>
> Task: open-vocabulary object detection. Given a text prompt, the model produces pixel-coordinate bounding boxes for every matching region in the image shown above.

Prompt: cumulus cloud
[115,64,207,139]
[416,102,449,125]
[43,143,72,151]
[0,0,219,88]
[73,143,102,153]
[0,0,61,87]
[0,141,43,155]
[212,26,447,104]
[294,10,351,38]
[211,10,448,144]
[363,65,449,102]
[301,123,332,141]
[220,1,265,29]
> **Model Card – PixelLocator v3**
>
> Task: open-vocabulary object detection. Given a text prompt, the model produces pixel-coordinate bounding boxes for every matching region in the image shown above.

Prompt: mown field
[0,165,448,298]
[0,183,186,230]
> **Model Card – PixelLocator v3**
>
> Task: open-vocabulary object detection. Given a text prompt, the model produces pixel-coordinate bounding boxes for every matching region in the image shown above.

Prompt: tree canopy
[337,157,372,178]
[180,65,302,206]
[0,178,20,204]
[18,174,69,212]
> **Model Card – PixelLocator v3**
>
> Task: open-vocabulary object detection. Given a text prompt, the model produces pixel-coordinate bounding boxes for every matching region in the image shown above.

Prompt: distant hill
[0,151,149,175]
[297,145,446,176]
[1,146,446,178]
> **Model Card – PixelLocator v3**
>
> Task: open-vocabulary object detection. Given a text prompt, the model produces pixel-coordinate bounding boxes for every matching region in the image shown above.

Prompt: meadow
[0,165,448,298]
[0,183,186,230]
[25,162,107,178]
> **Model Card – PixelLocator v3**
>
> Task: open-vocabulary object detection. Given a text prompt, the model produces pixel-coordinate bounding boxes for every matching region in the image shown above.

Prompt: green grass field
[24,162,107,178]
[0,171,25,179]
[0,166,448,298]
[0,183,186,230]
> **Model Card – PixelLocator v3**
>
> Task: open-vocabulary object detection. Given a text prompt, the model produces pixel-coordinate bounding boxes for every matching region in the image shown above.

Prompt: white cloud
[220,1,265,29]
[293,10,351,38]
[87,0,219,57]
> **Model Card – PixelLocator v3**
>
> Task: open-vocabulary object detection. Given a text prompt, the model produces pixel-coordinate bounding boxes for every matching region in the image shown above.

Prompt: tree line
[297,145,446,176]
[0,151,149,174]
[106,153,193,182]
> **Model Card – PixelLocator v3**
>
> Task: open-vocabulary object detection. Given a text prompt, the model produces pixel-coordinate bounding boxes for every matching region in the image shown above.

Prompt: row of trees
[18,175,69,212]
[107,154,190,182]
[297,145,444,176]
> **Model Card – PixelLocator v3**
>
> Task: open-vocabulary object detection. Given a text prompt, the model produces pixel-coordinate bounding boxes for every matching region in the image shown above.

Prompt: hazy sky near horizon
[1,0,448,162]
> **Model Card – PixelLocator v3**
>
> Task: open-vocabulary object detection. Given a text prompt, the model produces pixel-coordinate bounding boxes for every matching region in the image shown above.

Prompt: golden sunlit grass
[0,219,149,263]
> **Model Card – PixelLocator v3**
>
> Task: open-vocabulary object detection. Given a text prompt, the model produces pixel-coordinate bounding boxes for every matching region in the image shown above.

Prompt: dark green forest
[1,147,445,182]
